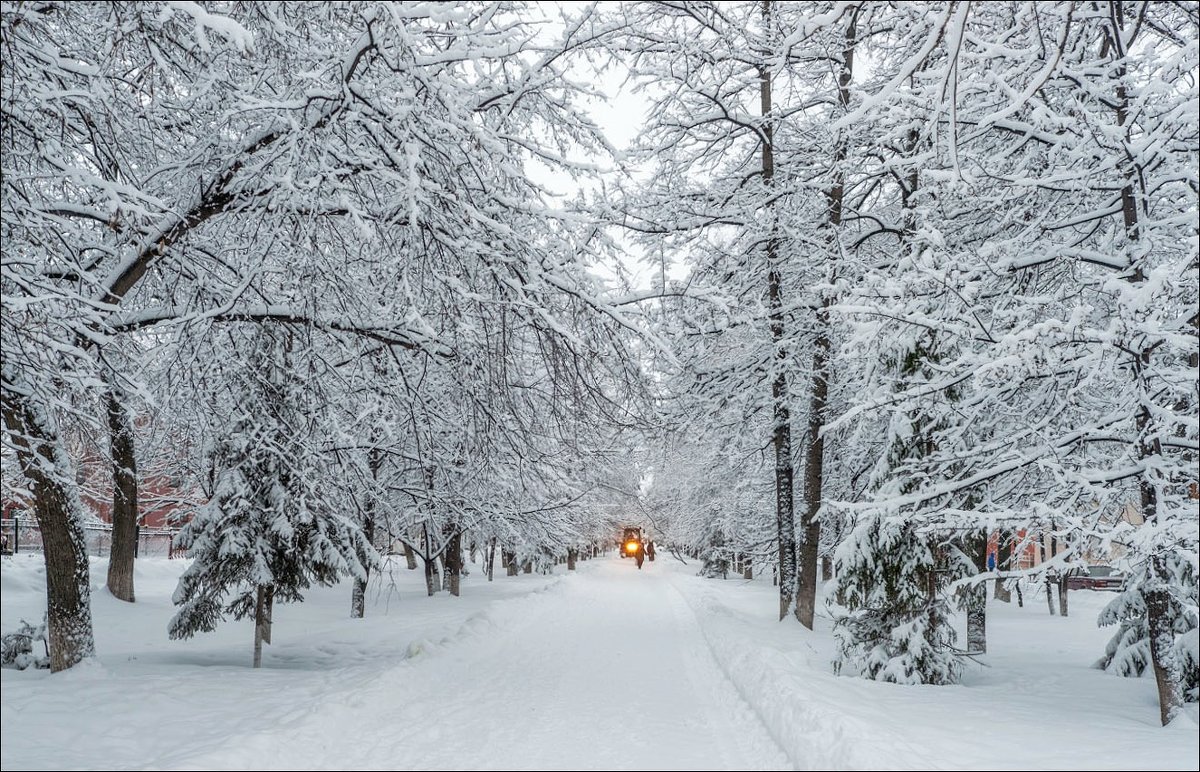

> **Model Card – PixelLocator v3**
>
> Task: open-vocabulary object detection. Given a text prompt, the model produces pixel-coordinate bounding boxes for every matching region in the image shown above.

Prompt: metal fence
[0,518,182,559]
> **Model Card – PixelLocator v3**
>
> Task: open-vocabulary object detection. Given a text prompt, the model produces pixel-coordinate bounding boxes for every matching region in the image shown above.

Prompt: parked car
[1065,565,1125,592]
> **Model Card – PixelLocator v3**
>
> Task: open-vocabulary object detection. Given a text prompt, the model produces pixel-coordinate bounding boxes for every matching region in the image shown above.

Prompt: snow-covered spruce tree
[169,326,373,667]
[832,331,975,684]
[832,512,963,685]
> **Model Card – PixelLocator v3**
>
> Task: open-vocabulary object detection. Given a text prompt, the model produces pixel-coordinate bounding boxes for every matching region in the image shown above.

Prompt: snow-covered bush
[1,618,49,670]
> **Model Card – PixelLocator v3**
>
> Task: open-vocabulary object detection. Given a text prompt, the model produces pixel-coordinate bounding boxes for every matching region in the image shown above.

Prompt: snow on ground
[1,552,1196,771]
[672,565,1200,771]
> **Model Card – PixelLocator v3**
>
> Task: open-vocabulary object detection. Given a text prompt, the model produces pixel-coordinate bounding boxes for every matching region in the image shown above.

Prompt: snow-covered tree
[832,514,964,685]
[169,326,374,666]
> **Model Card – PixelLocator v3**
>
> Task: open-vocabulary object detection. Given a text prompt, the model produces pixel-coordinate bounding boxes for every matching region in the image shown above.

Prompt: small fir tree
[832,514,965,685]
[169,327,374,666]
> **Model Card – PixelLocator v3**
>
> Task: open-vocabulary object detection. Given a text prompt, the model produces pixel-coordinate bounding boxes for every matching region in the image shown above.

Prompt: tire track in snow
[660,576,795,771]
[666,571,946,771]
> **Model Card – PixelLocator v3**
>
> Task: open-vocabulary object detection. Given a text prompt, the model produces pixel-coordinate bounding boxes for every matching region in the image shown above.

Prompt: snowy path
[183,558,790,771]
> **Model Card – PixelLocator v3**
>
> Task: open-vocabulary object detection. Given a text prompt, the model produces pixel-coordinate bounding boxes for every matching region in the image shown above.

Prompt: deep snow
[1,552,1196,771]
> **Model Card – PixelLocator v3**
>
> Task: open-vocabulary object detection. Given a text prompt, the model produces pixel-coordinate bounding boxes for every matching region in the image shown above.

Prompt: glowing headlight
[626,541,639,553]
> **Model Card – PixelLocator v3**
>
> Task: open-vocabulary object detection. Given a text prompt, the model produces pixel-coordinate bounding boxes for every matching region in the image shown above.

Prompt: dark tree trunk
[821,555,833,583]
[760,0,798,622]
[351,572,368,618]
[253,584,274,668]
[486,538,496,581]
[403,539,417,570]
[994,530,1012,602]
[1139,387,1181,724]
[444,528,462,597]
[426,558,439,595]
[797,5,856,631]
[743,555,753,581]
[796,308,829,628]
[966,531,987,654]
[1147,557,1181,726]
[567,547,578,571]
[523,561,532,574]
[1,382,96,672]
[104,389,138,603]
[1057,575,1069,618]
[505,549,518,577]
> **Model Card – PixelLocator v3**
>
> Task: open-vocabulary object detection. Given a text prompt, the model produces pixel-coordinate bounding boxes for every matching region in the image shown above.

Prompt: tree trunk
[104,389,138,603]
[567,547,578,571]
[424,557,440,596]
[253,584,274,668]
[351,572,368,618]
[1147,557,1182,726]
[351,508,374,618]
[796,5,856,631]
[760,0,798,623]
[444,528,462,597]
[352,449,380,618]
[966,531,987,654]
[523,561,532,574]
[403,539,417,570]
[743,555,753,581]
[422,524,439,595]
[1,381,96,672]
[1057,575,1069,618]
[994,530,1012,602]
[486,538,496,581]
[505,549,518,577]
[821,555,833,582]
